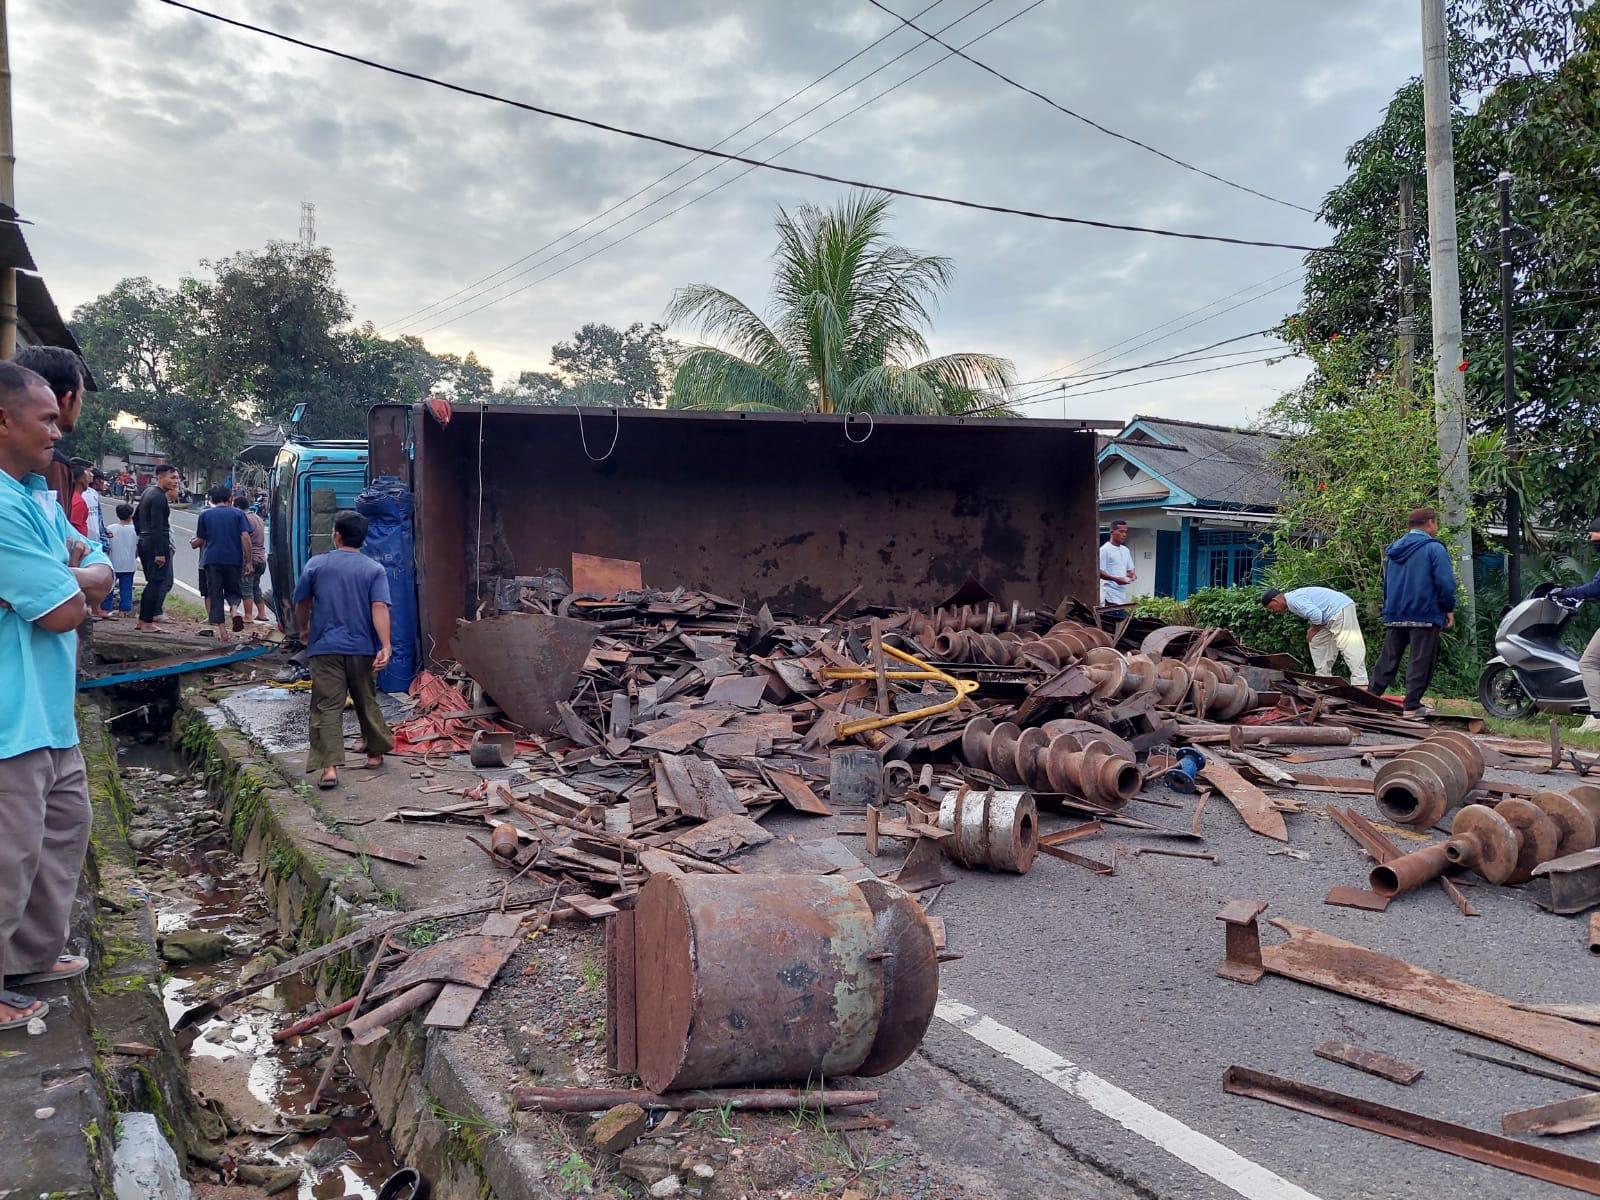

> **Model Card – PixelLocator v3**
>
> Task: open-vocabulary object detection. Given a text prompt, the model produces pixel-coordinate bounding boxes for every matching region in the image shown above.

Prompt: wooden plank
[1199,759,1288,842]
[1314,1041,1423,1084]
[1502,1094,1600,1137]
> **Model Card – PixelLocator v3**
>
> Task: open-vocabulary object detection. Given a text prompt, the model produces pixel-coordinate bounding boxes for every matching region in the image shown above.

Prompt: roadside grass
[1430,697,1600,752]
[165,595,207,622]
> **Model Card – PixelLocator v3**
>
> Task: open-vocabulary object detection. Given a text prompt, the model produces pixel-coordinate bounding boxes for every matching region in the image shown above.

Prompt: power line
[1054,332,1280,390]
[155,0,1349,256]
[383,0,958,332]
[398,0,1019,336]
[969,350,1292,415]
[865,0,1318,216]
[1007,273,1304,402]
[412,1,1043,335]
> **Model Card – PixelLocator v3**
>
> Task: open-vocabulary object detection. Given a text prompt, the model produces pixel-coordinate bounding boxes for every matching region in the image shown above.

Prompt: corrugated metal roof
[1106,415,1284,508]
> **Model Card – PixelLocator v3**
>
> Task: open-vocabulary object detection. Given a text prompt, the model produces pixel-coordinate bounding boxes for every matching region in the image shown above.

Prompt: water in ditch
[118,733,404,1198]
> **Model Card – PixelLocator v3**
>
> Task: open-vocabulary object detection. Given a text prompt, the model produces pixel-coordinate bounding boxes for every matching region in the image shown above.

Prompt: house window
[1195,529,1262,589]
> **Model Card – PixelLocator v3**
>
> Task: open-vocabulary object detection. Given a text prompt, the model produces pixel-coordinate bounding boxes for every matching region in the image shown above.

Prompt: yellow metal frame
[818,642,979,737]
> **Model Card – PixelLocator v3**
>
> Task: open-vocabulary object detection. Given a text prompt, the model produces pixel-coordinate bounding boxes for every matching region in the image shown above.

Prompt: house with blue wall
[1096,415,1283,601]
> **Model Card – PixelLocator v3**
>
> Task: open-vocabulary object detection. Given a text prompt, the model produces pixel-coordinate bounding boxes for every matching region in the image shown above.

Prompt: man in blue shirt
[1261,584,1369,687]
[292,511,394,790]
[0,362,113,1031]
[191,483,253,641]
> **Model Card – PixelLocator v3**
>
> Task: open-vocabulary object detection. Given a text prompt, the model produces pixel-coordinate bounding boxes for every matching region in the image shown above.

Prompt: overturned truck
[367,403,1105,657]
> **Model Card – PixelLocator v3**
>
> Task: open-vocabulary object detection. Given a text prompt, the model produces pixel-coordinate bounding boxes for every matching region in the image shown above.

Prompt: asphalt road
[164,508,204,601]
[776,748,1600,1200]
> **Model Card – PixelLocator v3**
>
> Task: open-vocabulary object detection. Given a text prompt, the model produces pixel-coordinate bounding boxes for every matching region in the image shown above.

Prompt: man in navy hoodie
[1368,506,1456,717]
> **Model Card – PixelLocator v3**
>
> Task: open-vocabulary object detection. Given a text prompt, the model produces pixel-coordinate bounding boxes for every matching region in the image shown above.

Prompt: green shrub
[1185,586,1306,663]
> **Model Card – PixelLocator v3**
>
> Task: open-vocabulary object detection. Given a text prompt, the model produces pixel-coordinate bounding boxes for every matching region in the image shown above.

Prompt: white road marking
[935,995,1321,1200]
[172,578,203,598]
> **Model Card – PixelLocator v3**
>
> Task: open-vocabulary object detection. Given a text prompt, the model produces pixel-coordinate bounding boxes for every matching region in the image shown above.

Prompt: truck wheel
[1478,662,1535,720]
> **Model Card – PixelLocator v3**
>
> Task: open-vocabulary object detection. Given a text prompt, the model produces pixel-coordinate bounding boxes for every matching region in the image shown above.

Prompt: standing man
[1099,520,1137,613]
[234,492,270,624]
[1555,517,1600,735]
[1261,586,1369,687]
[191,484,252,641]
[135,464,180,630]
[0,362,114,1030]
[293,511,394,790]
[1369,507,1457,718]
[11,346,87,522]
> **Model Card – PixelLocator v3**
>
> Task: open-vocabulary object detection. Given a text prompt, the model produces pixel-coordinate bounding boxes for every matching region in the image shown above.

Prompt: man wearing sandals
[293,510,394,790]
[0,363,114,1030]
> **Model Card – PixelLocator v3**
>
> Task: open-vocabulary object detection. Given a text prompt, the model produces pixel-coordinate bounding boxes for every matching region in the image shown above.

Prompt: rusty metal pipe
[273,997,357,1043]
[1369,844,1452,897]
[489,821,520,860]
[1371,804,1522,895]
[1229,726,1354,747]
[632,873,937,1092]
[936,787,1038,874]
[342,982,444,1045]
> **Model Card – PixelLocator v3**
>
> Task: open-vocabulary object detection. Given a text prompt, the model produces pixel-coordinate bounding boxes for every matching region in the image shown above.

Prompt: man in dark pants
[134,465,179,628]
[1369,506,1457,718]
[191,484,253,641]
[293,511,394,790]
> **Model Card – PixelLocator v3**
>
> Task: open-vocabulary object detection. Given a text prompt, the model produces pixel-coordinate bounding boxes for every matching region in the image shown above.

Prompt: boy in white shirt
[100,503,139,618]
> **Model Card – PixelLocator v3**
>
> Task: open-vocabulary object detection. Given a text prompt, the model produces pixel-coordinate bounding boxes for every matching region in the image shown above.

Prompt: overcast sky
[16,0,1421,426]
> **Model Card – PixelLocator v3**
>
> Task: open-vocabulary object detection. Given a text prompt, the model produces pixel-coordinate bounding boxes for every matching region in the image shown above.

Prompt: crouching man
[1261,585,1369,687]
[0,363,114,1031]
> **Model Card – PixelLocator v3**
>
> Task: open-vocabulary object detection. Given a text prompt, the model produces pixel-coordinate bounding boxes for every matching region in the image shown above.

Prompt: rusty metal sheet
[369,934,520,1001]
[1224,1066,1600,1195]
[669,813,773,861]
[302,830,426,867]
[703,674,770,710]
[1313,1041,1423,1085]
[767,770,833,817]
[1199,759,1288,841]
[572,552,643,595]
[1259,917,1600,1077]
[451,612,598,734]
[1324,886,1392,912]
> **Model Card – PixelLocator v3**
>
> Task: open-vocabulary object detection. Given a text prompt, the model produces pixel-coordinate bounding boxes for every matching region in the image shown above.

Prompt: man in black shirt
[134,465,179,628]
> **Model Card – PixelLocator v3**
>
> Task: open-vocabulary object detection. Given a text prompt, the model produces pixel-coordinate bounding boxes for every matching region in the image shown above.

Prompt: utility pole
[0,0,17,359]
[1498,170,1522,603]
[1420,0,1475,627]
[1396,177,1416,399]
[299,200,317,248]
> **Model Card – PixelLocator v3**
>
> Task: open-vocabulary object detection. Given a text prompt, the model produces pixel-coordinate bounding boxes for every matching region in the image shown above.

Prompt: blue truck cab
[266,439,369,641]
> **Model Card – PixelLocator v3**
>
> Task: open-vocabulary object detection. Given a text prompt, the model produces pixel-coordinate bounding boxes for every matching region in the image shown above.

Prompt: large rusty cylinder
[1042,739,1141,808]
[936,787,1038,874]
[1370,803,1520,895]
[632,873,938,1092]
[1527,791,1600,858]
[1189,659,1259,720]
[1083,647,1158,701]
[1493,797,1563,885]
[1373,733,1486,828]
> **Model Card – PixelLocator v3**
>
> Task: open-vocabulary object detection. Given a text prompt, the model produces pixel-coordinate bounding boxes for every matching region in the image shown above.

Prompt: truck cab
[267,439,369,640]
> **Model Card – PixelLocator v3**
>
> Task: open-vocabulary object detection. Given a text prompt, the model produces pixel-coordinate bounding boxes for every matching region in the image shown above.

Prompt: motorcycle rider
[1554,517,1600,734]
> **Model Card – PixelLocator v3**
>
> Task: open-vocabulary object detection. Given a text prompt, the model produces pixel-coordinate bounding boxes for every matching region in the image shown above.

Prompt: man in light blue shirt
[0,362,113,1031]
[1261,585,1369,687]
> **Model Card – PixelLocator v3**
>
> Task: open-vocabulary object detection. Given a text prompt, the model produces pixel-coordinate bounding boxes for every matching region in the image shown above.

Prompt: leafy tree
[666,192,1014,414]
[1291,1,1599,543]
[71,276,245,474]
[494,323,673,407]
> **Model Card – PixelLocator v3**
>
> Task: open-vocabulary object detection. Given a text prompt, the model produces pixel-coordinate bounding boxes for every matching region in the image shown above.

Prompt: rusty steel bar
[1223,1066,1600,1196]
[1228,726,1353,747]
[512,1084,881,1113]
[342,982,444,1046]
[632,873,937,1092]
[273,997,357,1043]
[936,786,1038,874]
[1375,733,1486,827]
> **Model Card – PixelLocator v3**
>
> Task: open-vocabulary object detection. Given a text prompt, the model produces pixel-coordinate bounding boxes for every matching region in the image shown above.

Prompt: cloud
[17,0,1418,428]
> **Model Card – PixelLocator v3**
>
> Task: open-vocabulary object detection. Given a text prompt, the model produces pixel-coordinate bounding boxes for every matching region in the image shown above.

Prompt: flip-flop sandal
[5,955,89,987]
[318,776,339,790]
[0,990,48,1030]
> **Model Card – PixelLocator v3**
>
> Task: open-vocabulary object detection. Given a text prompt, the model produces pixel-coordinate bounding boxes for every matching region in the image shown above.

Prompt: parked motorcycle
[1477,582,1591,719]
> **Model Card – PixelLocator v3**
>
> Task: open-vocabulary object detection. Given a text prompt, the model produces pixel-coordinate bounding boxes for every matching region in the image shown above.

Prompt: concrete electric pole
[1420,0,1475,627]
[0,0,17,359]
[1396,176,1416,398]
[1498,170,1522,603]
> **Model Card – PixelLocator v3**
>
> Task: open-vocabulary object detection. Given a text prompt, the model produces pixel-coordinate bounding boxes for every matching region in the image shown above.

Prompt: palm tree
[666,193,1015,414]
